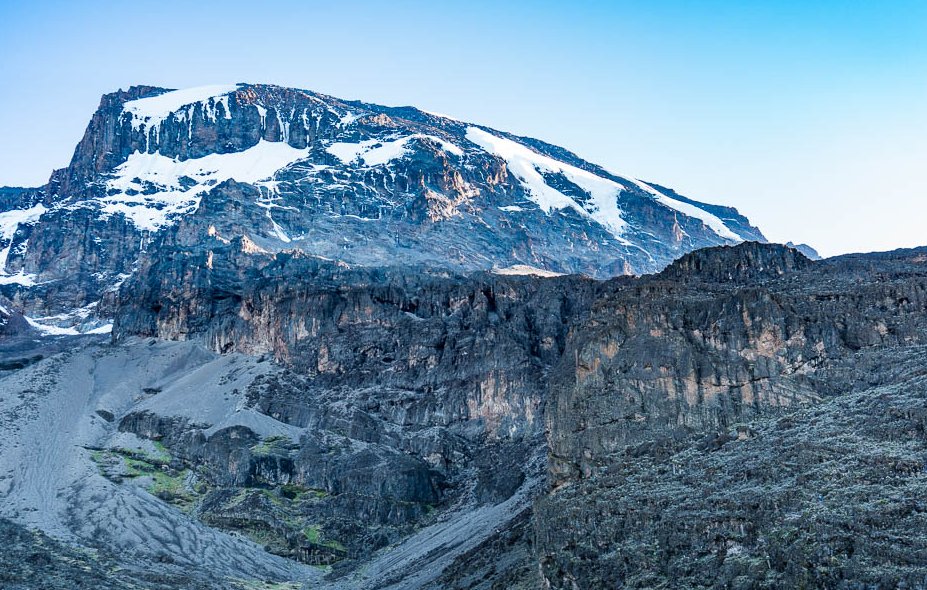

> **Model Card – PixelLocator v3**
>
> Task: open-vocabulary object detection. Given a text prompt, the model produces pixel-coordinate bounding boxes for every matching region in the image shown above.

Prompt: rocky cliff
[537,243,927,589]
[105,226,598,570]
[2,81,918,590]
[106,239,927,588]
[3,241,927,589]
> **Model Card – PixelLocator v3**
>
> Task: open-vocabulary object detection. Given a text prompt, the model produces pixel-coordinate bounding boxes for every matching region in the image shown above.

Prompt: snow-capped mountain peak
[0,82,767,332]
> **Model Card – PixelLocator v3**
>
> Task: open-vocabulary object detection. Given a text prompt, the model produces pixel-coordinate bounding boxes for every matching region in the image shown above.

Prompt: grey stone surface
[1,81,920,590]
[538,243,927,589]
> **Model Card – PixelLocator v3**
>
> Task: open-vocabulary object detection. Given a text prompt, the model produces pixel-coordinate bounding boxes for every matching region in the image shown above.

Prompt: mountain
[10,83,919,590]
[0,83,765,333]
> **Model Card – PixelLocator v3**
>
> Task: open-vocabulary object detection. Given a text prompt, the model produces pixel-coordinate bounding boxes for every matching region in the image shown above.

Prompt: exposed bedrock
[109,233,599,570]
[537,243,927,589]
[114,227,600,440]
[3,82,773,328]
[14,240,923,588]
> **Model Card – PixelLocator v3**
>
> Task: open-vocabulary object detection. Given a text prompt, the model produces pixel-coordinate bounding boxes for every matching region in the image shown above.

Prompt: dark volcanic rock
[536,244,927,589]
[107,240,927,588]
[657,241,813,283]
[114,233,600,440]
[109,234,599,566]
[5,237,927,589]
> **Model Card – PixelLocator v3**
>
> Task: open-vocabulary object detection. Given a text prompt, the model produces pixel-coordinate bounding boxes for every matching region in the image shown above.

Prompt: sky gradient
[1,0,924,257]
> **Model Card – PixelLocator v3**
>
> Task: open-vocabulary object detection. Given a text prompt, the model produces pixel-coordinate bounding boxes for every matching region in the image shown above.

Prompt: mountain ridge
[0,82,771,334]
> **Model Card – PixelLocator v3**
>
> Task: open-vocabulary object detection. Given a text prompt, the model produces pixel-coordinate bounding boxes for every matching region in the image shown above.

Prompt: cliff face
[105,221,599,570]
[3,241,927,589]
[114,226,600,439]
[546,244,824,487]
[537,244,927,589]
[108,240,927,589]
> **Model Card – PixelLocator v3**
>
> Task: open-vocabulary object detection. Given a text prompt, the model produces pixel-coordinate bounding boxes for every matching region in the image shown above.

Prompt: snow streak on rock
[0,203,46,273]
[630,178,744,242]
[122,84,241,131]
[102,140,311,230]
[327,134,463,167]
[465,127,629,240]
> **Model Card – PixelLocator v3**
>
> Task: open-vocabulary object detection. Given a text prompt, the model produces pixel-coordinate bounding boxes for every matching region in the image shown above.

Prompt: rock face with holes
[0,83,770,331]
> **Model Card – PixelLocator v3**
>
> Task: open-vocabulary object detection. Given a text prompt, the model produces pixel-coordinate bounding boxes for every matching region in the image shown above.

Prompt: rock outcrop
[106,229,598,564]
[536,244,927,589]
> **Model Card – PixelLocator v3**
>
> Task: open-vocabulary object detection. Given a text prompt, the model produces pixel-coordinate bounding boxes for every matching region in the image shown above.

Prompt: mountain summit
[1,83,763,331]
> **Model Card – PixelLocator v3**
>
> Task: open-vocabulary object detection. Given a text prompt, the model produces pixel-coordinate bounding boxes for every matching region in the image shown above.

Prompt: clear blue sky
[1,0,924,256]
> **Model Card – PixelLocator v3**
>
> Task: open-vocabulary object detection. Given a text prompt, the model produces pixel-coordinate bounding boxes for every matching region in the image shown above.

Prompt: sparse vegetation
[280,482,327,500]
[89,446,198,511]
[249,435,295,457]
[303,524,321,544]
[230,580,301,590]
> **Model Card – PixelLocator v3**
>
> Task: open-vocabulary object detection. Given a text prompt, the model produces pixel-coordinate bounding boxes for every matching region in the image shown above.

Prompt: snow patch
[0,204,47,273]
[19,301,111,336]
[326,134,463,167]
[24,316,81,336]
[105,273,133,294]
[0,271,39,286]
[267,217,292,243]
[493,265,565,278]
[339,111,360,126]
[122,84,240,131]
[465,127,628,240]
[630,179,743,242]
[102,140,311,231]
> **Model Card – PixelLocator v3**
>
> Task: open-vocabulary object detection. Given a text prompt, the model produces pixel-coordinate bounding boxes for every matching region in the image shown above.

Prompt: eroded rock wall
[537,244,927,589]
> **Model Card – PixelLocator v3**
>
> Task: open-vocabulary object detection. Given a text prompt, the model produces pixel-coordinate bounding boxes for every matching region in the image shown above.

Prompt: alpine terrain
[3,84,925,590]
[0,83,766,333]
